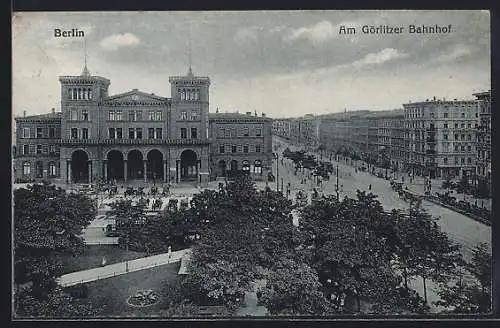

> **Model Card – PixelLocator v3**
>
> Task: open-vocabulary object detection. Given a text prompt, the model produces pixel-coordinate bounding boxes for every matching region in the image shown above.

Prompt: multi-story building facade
[274,93,487,181]
[272,114,320,148]
[14,109,62,182]
[14,66,272,185]
[209,112,272,181]
[362,110,405,169]
[389,111,407,171]
[272,119,292,140]
[473,91,491,185]
[403,97,479,179]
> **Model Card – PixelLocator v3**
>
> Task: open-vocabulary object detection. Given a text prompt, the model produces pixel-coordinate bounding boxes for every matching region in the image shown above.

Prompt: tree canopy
[14,182,97,317]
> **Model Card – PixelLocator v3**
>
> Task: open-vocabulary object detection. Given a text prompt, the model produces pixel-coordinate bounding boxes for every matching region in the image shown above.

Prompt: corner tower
[169,68,210,140]
[58,65,110,183]
[59,65,110,140]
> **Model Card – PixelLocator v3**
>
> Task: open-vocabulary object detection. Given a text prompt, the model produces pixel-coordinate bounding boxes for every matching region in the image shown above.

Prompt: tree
[106,199,146,252]
[435,243,492,313]
[258,258,333,315]
[15,286,98,318]
[179,176,303,311]
[14,183,95,295]
[394,205,463,305]
[299,192,432,314]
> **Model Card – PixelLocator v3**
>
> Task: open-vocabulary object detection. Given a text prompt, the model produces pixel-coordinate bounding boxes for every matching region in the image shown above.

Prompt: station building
[14,66,272,185]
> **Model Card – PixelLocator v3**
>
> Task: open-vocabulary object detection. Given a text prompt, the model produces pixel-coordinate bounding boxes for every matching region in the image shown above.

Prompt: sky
[12,10,490,120]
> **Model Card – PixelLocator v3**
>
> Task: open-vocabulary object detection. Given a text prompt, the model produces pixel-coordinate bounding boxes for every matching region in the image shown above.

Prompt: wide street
[271,136,491,312]
[272,136,491,260]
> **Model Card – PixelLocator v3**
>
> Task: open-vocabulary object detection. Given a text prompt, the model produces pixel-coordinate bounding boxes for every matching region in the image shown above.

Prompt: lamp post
[336,165,339,200]
[273,153,279,192]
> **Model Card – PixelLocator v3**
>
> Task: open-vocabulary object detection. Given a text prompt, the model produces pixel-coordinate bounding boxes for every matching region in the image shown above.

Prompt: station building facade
[14,67,272,185]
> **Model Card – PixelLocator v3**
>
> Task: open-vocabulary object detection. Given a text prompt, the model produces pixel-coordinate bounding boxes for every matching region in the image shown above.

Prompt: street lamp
[273,153,279,192]
[335,165,339,200]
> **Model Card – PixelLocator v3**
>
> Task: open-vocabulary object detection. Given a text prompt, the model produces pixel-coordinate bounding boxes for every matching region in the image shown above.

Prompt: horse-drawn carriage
[390,181,403,192]
[398,189,422,206]
[124,186,146,197]
[295,190,308,207]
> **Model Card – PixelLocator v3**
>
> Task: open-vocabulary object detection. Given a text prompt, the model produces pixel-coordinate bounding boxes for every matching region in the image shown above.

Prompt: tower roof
[81,65,91,77]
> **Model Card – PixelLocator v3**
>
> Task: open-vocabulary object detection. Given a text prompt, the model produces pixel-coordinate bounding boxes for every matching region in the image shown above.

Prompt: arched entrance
[229,160,238,178]
[180,150,198,182]
[147,149,163,182]
[71,150,89,183]
[127,150,144,180]
[107,150,124,181]
[230,160,238,172]
[218,160,226,177]
[35,161,44,178]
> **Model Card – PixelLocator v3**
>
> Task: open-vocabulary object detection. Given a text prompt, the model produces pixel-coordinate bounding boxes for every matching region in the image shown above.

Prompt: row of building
[13,66,273,185]
[273,92,491,184]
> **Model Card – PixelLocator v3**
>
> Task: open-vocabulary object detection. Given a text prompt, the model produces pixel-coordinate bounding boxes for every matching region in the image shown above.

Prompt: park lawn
[60,245,147,274]
[70,262,181,317]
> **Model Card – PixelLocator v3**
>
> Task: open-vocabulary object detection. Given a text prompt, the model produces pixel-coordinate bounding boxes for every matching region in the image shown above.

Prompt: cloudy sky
[12,10,490,119]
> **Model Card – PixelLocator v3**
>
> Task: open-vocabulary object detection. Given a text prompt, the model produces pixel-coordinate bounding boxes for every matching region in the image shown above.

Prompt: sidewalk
[301,147,492,212]
[56,248,190,287]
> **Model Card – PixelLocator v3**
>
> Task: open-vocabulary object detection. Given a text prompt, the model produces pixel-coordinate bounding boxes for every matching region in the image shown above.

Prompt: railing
[59,138,211,146]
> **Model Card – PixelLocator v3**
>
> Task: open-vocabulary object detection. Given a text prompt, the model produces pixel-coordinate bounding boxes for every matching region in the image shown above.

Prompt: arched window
[83,89,87,99]
[68,88,73,100]
[88,88,92,100]
[77,88,82,100]
[181,89,185,100]
[242,160,250,173]
[49,162,56,176]
[254,160,262,174]
[73,89,78,100]
[23,162,31,176]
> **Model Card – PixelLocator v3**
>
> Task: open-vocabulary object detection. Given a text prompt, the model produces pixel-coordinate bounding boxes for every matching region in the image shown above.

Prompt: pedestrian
[368,184,372,191]
[101,256,107,267]
[168,245,172,263]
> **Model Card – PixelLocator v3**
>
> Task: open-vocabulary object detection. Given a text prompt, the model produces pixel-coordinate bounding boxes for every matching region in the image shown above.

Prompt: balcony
[425,149,436,155]
[426,137,436,143]
[59,138,211,146]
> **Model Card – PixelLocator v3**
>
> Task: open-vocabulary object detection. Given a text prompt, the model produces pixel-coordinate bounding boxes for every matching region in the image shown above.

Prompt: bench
[194,306,228,316]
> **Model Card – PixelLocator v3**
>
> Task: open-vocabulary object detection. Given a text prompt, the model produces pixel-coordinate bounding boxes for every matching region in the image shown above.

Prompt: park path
[56,248,190,287]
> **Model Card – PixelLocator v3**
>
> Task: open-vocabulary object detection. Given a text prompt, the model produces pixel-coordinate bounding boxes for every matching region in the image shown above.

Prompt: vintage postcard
[12,10,492,319]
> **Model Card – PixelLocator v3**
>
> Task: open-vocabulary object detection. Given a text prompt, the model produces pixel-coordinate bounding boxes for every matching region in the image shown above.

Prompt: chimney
[51,108,55,114]
[23,110,26,117]
[262,113,266,117]
[433,96,436,101]
[246,111,252,116]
